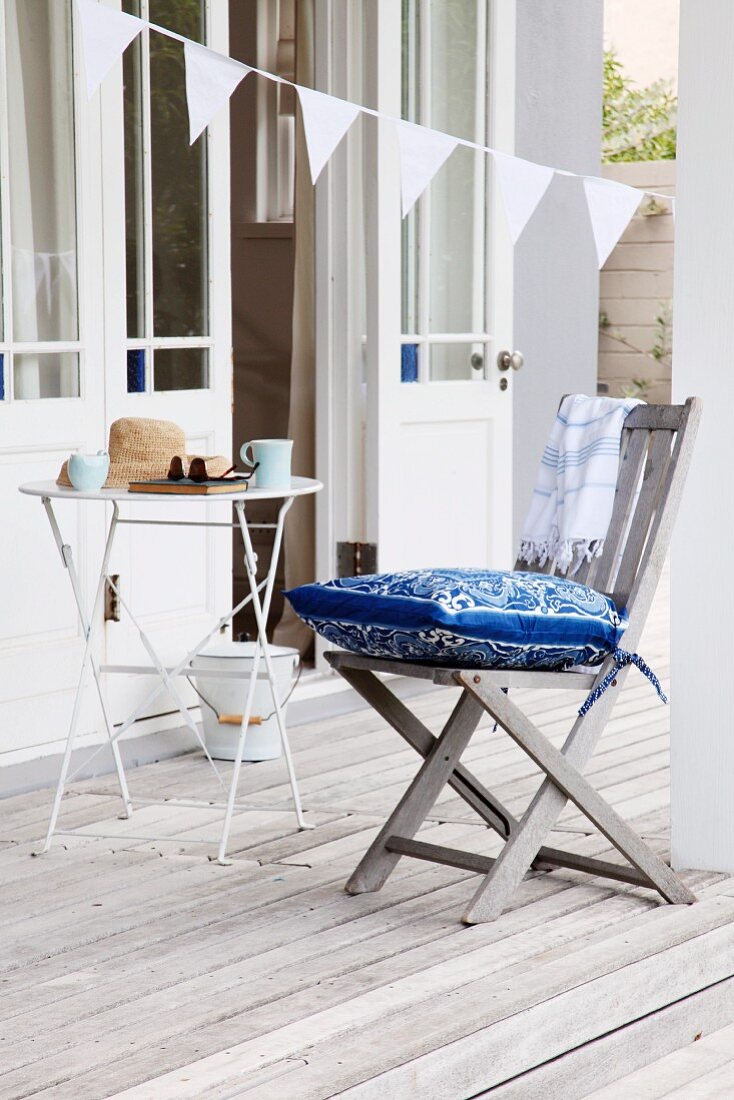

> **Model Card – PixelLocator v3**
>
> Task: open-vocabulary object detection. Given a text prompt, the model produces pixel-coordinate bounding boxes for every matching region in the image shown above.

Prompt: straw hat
[57,418,231,489]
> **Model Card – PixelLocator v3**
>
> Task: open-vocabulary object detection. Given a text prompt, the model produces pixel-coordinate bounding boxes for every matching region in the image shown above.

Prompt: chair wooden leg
[345,689,485,895]
[457,672,695,923]
[336,666,516,838]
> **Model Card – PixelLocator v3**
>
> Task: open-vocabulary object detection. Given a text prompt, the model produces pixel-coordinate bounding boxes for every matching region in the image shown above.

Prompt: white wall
[604,0,679,89]
[512,1,604,544]
[670,0,734,873]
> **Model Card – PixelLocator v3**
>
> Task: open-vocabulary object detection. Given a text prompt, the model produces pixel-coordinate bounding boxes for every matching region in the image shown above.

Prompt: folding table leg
[216,631,263,864]
[240,500,309,831]
[216,501,309,865]
[89,658,133,819]
[346,690,485,894]
[39,501,121,853]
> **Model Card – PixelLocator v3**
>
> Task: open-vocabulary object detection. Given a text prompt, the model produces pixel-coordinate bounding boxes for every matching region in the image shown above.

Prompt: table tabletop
[19,477,323,504]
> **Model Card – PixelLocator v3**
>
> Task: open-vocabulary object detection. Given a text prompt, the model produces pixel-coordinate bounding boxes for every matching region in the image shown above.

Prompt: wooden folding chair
[326,399,702,923]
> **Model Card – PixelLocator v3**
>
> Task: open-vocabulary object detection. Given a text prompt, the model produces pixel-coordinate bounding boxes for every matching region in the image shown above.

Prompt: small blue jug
[68,450,110,492]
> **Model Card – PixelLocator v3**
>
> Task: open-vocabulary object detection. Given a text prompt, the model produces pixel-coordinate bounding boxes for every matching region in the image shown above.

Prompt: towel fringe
[518,536,605,577]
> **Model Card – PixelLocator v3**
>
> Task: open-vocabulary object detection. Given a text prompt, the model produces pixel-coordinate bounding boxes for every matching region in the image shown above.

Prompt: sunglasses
[167,456,259,484]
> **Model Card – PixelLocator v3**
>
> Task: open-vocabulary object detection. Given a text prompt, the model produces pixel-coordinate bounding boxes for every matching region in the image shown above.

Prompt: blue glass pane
[127,349,146,393]
[401,343,418,383]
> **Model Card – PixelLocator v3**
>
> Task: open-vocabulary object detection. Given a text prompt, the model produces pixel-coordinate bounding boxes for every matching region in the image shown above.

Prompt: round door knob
[497,350,524,372]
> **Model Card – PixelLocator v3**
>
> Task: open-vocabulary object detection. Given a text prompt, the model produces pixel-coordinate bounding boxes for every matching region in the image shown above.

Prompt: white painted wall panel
[671,0,734,872]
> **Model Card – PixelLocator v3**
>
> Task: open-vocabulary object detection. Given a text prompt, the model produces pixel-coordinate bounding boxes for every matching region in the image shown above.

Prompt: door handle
[497,350,524,372]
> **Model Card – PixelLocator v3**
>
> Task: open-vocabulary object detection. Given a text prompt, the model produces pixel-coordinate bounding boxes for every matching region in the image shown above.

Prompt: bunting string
[76,0,674,263]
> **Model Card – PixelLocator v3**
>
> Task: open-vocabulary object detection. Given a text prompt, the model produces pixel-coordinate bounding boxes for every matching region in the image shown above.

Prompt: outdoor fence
[598,160,675,402]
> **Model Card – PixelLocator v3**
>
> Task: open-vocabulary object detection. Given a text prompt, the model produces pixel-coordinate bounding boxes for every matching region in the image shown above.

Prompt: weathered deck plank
[1,565,731,1100]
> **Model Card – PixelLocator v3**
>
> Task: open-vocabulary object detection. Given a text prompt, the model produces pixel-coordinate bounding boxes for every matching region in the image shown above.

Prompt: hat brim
[57,454,232,490]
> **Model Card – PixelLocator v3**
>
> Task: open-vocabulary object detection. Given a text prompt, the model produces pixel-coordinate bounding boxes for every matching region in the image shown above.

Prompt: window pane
[428,148,485,335]
[0,191,3,344]
[153,347,208,391]
[401,0,420,335]
[123,12,146,339]
[428,2,485,335]
[401,0,487,342]
[401,343,419,383]
[150,1,208,337]
[14,352,79,399]
[429,342,483,382]
[127,348,147,393]
[5,0,78,342]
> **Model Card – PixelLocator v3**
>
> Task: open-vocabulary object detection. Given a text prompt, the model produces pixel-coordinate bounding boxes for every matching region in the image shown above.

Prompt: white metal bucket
[190,642,299,761]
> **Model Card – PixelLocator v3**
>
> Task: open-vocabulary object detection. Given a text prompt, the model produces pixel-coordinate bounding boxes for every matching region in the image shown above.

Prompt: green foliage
[651,303,673,363]
[603,49,677,163]
[620,378,653,401]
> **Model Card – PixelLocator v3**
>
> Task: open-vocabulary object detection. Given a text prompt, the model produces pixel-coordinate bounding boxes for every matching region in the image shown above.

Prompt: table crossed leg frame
[38,495,311,864]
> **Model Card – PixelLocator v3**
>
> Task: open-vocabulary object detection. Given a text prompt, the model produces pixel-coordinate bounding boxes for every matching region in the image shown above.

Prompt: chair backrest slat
[590,427,651,593]
[617,399,701,649]
[610,428,674,606]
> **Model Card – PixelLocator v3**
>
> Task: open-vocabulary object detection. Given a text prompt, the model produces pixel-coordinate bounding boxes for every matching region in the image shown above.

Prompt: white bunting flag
[185,41,251,144]
[76,0,144,98]
[583,177,642,268]
[394,121,459,217]
[296,87,361,183]
[493,151,555,243]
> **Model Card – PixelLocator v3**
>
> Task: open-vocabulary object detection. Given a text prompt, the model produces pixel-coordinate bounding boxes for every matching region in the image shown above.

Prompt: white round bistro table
[19,477,322,863]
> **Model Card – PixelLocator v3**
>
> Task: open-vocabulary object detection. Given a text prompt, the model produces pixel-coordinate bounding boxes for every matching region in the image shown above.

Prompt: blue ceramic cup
[240,439,293,490]
[68,450,110,492]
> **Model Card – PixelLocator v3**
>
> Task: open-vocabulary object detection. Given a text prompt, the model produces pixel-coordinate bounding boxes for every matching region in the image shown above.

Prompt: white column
[511,0,603,546]
[671,0,734,872]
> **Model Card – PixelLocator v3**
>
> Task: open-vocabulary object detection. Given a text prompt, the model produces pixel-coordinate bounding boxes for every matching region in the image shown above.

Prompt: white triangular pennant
[394,121,459,217]
[296,86,361,183]
[493,151,555,243]
[76,0,144,98]
[583,177,642,268]
[184,41,251,144]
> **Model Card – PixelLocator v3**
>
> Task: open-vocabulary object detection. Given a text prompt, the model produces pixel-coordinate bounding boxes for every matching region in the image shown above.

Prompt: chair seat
[327,649,599,690]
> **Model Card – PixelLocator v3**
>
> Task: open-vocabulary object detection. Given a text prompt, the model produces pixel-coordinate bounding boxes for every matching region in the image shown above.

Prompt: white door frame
[314,0,518,582]
[98,0,233,728]
[0,0,108,766]
[313,0,367,584]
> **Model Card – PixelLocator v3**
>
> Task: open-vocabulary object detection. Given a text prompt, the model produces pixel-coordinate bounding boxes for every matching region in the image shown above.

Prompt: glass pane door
[401,0,489,382]
[123,0,210,393]
[0,0,108,761]
[1,0,80,399]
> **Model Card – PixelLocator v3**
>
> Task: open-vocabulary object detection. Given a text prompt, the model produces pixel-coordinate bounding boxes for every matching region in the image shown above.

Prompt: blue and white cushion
[285,569,627,670]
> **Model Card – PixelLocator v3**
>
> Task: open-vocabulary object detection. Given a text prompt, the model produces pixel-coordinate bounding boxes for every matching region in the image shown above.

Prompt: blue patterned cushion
[285,569,627,670]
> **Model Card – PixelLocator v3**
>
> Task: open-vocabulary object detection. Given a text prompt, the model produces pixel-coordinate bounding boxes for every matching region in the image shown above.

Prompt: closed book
[128,478,250,495]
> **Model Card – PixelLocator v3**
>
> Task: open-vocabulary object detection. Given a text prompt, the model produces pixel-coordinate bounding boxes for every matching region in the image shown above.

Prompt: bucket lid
[194,641,299,660]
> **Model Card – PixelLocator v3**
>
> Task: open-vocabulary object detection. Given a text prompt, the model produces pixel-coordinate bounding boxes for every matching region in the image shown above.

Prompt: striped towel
[519,394,643,575]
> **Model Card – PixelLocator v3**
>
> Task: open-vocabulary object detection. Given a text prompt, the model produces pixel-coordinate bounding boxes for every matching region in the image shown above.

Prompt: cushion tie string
[579,647,667,717]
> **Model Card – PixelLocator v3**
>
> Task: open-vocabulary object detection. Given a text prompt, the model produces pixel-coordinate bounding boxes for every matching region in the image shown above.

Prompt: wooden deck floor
[2,568,734,1099]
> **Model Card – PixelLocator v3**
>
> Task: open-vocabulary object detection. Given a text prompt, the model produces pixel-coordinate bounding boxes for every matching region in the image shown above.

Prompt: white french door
[0,0,234,766]
[0,0,107,766]
[316,0,517,579]
[99,0,233,725]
